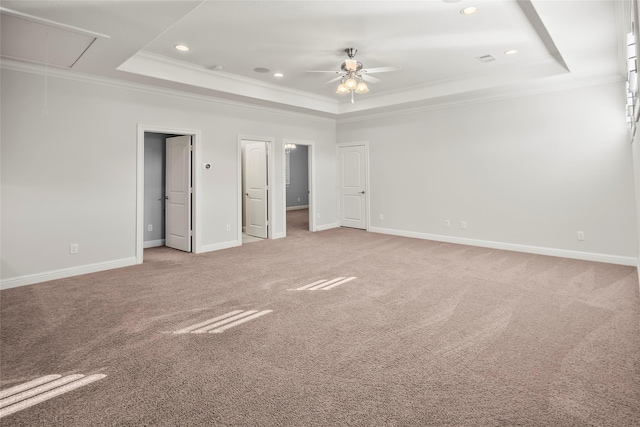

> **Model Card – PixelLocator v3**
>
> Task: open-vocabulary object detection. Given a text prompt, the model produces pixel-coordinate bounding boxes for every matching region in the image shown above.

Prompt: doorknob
[359,191,365,194]
[165,196,169,200]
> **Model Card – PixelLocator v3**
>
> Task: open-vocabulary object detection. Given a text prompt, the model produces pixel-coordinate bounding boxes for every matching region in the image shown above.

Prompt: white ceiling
[0,0,628,118]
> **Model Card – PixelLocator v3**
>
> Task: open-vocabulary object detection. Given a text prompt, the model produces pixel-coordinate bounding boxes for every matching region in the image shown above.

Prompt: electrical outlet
[70,243,78,254]
[148,224,153,232]
[577,231,585,241]
[297,197,301,202]
[445,220,451,227]
[226,224,231,232]
[380,214,384,220]
[461,221,467,229]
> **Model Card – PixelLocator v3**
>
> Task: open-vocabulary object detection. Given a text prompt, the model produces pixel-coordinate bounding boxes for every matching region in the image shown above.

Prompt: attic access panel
[0,9,106,68]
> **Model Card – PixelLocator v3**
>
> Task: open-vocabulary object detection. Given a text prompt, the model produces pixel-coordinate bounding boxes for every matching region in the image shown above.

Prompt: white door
[244,141,268,238]
[338,144,367,229]
[165,135,192,251]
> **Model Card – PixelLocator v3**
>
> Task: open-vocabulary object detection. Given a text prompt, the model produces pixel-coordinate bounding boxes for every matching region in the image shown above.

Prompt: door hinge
[265,185,269,190]
[190,187,193,194]
[190,230,193,237]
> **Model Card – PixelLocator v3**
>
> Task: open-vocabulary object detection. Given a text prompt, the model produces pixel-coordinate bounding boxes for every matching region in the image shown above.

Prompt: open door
[244,141,268,238]
[165,135,192,251]
[338,144,367,230]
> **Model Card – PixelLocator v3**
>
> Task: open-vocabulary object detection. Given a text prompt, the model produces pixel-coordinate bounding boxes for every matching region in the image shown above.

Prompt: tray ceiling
[0,1,627,118]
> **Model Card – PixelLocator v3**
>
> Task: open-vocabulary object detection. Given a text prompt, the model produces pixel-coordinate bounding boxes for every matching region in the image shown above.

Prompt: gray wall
[337,80,638,263]
[1,66,337,286]
[144,133,167,244]
[286,144,308,208]
[2,64,638,287]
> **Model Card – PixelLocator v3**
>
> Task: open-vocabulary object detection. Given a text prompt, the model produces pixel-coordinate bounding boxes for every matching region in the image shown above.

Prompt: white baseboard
[369,227,637,266]
[144,239,165,249]
[273,232,286,239]
[286,205,309,211]
[199,240,241,253]
[0,257,138,290]
[315,223,339,231]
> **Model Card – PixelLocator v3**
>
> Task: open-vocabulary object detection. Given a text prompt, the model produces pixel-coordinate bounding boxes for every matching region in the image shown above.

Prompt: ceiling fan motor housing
[342,60,363,72]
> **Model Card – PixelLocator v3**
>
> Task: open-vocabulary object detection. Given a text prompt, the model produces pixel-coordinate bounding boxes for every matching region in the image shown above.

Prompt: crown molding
[133,51,335,105]
[0,58,337,124]
[2,56,624,126]
[118,51,339,115]
[337,72,625,124]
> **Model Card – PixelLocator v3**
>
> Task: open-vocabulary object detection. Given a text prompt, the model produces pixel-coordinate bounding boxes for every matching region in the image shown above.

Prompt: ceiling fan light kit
[356,81,369,93]
[310,47,399,103]
[345,78,357,89]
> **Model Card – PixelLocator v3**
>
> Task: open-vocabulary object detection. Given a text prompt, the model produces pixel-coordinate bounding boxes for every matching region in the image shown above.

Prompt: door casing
[137,124,202,263]
[282,139,316,235]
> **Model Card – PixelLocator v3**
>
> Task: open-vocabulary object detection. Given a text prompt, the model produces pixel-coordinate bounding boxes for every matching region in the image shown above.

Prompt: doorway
[136,125,201,263]
[143,133,192,251]
[282,139,316,236]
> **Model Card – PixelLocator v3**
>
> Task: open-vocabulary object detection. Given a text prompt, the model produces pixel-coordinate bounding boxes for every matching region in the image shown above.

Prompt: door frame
[336,141,370,231]
[136,124,202,263]
[282,139,316,235]
[237,134,275,244]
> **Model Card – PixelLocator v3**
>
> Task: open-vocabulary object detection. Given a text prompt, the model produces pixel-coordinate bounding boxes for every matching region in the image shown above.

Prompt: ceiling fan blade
[307,70,341,73]
[362,74,381,84]
[361,65,401,74]
[325,76,343,84]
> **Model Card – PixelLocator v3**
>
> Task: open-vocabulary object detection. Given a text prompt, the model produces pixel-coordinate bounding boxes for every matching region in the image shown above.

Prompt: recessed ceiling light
[504,49,518,55]
[460,6,478,15]
[254,67,270,73]
[273,72,284,77]
[174,44,190,52]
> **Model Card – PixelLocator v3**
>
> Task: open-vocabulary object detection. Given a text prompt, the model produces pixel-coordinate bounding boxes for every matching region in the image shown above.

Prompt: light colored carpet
[1,211,638,426]
[242,233,264,244]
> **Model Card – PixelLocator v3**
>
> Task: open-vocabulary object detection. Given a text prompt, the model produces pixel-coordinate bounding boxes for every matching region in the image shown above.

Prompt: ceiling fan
[307,48,401,103]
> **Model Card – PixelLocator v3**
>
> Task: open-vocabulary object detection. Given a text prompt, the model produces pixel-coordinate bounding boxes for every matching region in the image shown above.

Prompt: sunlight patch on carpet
[288,277,357,291]
[0,374,106,418]
[173,309,273,334]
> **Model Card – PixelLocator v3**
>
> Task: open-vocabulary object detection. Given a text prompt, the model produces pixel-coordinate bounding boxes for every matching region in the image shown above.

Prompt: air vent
[476,54,496,63]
